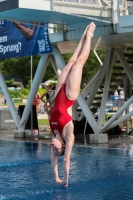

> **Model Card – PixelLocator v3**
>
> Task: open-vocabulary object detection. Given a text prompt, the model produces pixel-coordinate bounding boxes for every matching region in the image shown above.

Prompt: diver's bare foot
[86,22,96,38]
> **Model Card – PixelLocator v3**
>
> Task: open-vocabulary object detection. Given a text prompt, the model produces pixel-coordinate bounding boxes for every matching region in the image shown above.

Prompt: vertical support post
[51,0,54,11]
[112,0,119,33]
[124,78,132,133]
[30,56,33,135]
[127,104,129,133]
[124,77,132,99]
[124,0,129,15]
[0,71,20,128]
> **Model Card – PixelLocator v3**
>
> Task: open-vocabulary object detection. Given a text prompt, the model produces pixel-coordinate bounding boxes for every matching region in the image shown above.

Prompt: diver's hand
[61,180,68,187]
[56,177,62,184]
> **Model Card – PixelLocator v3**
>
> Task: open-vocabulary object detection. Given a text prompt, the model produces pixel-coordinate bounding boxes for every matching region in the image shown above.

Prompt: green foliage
[38,88,46,96]
[8,88,29,98]
[8,90,21,98]
[21,88,29,98]
[38,119,49,125]
[42,62,57,82]
[62,53,72,63]
[0,55,41,86]
[8,87,45,99]
[26,80,32,89]
[5,79,14,86]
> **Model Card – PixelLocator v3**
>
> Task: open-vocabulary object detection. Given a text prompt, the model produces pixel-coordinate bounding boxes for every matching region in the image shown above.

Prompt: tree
[42,61,57,82]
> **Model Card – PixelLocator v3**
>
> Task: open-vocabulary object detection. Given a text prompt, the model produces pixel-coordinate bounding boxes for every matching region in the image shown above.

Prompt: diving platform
[0,0,111,24]
[0,0,133,53]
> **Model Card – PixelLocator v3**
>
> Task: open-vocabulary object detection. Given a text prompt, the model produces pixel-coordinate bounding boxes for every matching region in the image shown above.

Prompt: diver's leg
[55,25,90,96]
[66,22,96,100]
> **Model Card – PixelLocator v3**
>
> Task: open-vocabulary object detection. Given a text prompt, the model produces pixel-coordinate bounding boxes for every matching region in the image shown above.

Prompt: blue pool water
[0,140,133,200]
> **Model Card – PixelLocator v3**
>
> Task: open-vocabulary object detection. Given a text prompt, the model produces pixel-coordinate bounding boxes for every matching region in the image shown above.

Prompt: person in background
[119,89,124,100]
[4,98,6,105]
[2,97,6,105]
[114,89,118,97]
[40,100,45,114]
[119,90,126,128]
[32,92,41,134]
[129,103,133,131]
[33,92,41,116]
[41,84,55,116]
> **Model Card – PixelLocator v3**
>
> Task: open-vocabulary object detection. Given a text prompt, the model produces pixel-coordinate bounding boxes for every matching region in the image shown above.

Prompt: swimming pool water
[0,140,133,200]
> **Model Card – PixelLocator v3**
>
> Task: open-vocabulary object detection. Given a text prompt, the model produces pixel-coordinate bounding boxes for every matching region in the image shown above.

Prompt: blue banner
[0,19,53,59]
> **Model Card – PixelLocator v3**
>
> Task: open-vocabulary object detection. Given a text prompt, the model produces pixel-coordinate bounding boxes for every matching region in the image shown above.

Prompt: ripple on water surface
[0,140,133,200]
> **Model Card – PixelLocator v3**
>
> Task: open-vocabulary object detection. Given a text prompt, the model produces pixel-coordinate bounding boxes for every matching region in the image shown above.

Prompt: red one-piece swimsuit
[50,83,76,136]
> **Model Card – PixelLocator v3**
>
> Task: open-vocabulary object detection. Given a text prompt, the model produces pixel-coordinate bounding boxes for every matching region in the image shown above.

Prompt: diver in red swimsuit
[50,22,96,187]
[50,83,76,137]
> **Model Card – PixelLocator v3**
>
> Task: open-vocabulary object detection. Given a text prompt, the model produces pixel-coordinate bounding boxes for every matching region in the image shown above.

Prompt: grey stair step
[124,53,133,58]
[93,100,101,105]
[112,83,124,87]
[112,72,126,76]
[109,85,118,89]
[94,96,102,100]
[115,60,121,64]
[115,60,133,65]
[111,77,126,82]
[90,108,97,113]
[113,66,124,70]
[126,47,133,50]
[102,74,126,82]
[97,91,103,94]
[126,60,133,64]
[93,98,102,102]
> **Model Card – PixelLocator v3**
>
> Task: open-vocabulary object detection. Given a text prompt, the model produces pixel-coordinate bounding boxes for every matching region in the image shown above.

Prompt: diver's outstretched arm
[51,148,62,184]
